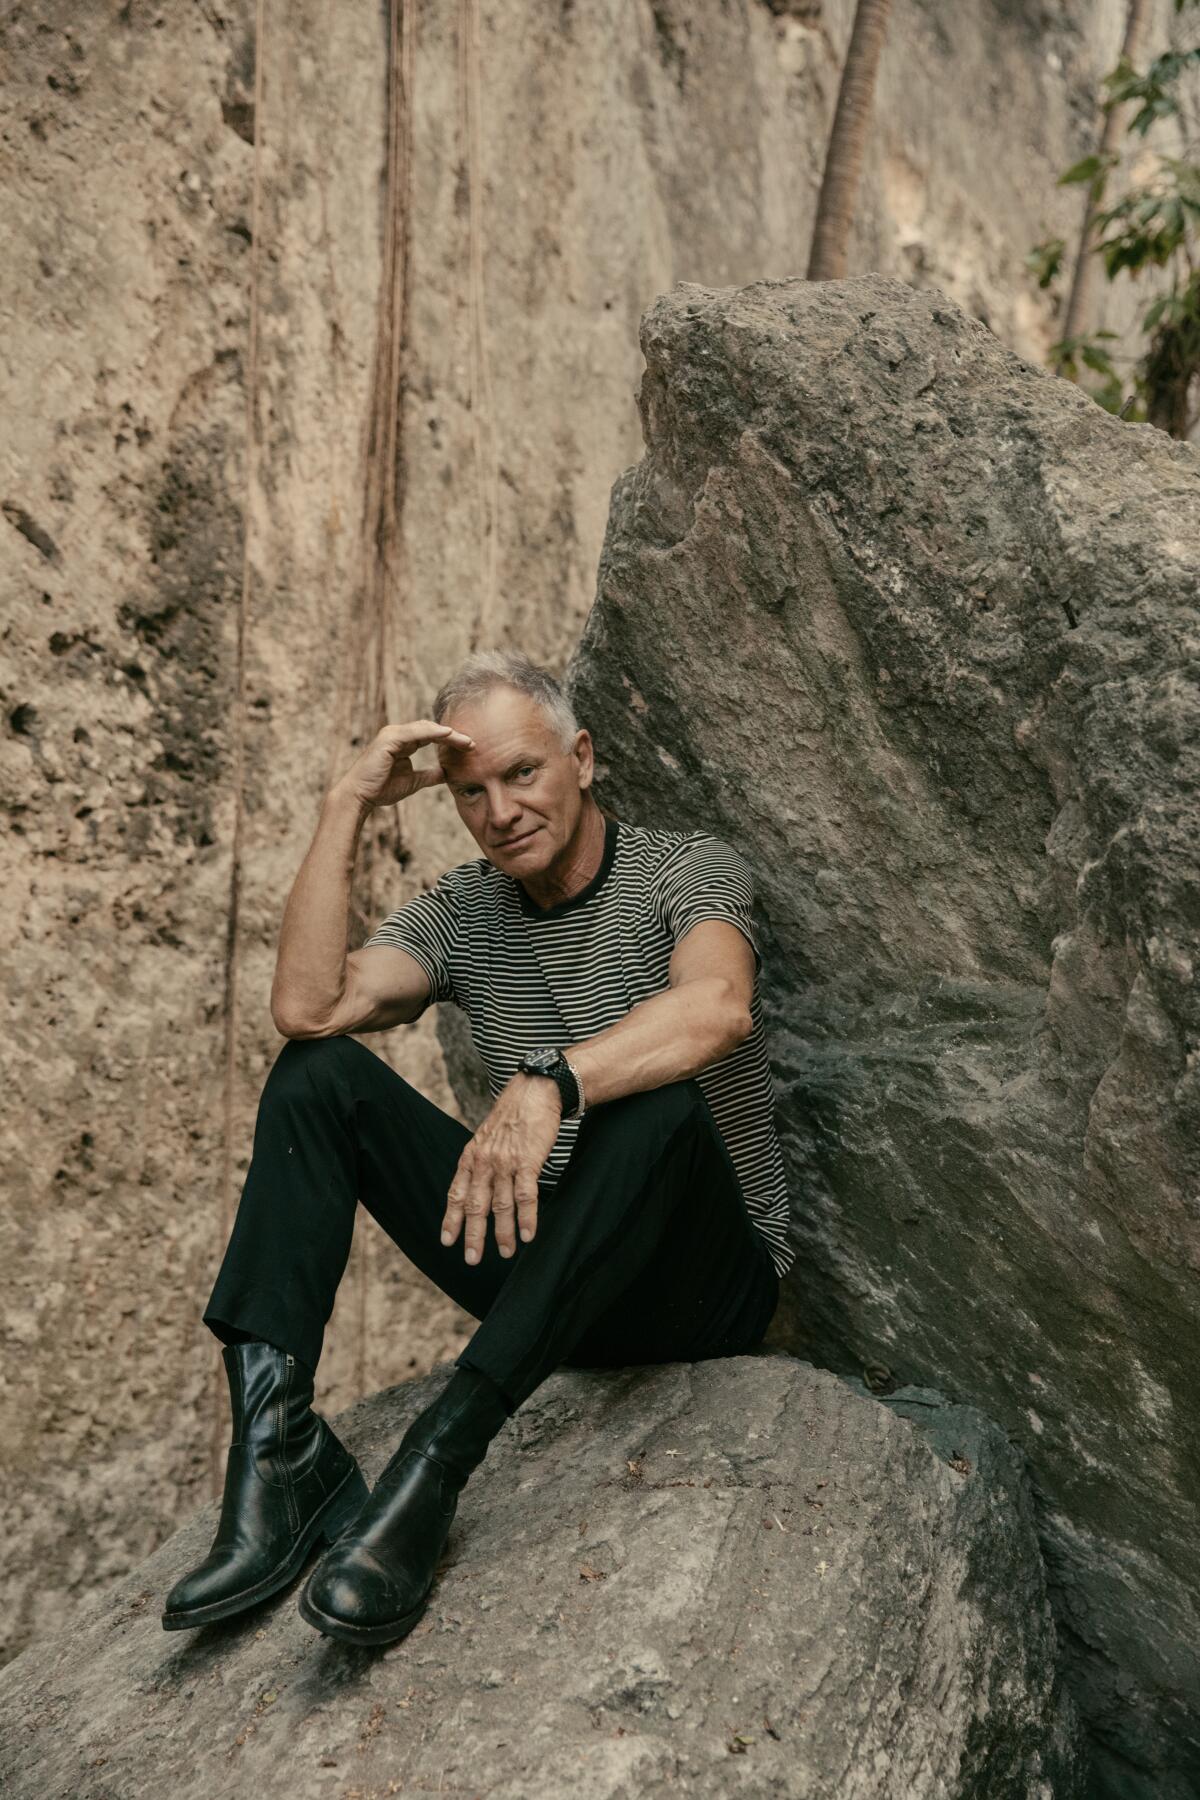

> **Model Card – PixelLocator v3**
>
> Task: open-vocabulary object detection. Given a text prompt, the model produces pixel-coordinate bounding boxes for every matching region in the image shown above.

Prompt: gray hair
[431,649,580,753]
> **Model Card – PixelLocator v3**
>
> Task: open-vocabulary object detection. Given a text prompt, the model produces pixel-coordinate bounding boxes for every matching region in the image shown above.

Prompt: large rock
[561,274,1200,1798]
[0,0,1151,1677]
[0,1355,1085,1798]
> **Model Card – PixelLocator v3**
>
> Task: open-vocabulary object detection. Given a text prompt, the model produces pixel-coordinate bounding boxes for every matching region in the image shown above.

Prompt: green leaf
[1059,154,1106,187]
[1103,234,1150,277]
[1080,344,1116,374]
[1094,375,1129,415]
[1025,239,1065,287]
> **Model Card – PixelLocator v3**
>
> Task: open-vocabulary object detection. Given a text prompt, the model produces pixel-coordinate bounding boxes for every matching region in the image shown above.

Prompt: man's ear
[571,728,594,779]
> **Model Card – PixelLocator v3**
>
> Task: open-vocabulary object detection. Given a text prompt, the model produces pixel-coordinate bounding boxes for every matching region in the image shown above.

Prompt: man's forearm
[270,786,370,1032]
[561,981,749,1110]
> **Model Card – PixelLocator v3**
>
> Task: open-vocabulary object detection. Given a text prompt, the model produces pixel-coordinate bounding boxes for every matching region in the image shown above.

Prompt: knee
[261,1033,367,1107]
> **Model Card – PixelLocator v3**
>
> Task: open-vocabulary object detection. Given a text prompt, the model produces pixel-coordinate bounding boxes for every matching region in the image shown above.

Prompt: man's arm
[438,917,756,1265]
[270,786,434,1038]
[556,918,755,1107]
[270,718,474,1035]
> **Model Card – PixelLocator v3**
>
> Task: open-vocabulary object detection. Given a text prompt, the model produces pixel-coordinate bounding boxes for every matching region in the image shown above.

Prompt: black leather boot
[297,1364,513,1647]
[161,1340,369,1631]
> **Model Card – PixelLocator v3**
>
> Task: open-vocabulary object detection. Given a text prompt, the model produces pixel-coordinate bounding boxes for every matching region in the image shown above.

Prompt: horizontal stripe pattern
[363,817,796,1278]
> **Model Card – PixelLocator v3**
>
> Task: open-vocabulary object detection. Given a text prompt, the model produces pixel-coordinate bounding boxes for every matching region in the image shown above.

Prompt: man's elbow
[271,1005,317,1039]
[727,1007,754,1049]
[715,984,753,1053]
[270,992,342,1039]
[269,984,299,1037]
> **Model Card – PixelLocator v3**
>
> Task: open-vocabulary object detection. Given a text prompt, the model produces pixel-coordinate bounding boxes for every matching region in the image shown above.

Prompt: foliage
[1026,0,1200,436]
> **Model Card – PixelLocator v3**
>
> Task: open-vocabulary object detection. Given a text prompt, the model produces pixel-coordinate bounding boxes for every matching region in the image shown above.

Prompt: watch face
[524,1048,560,1073]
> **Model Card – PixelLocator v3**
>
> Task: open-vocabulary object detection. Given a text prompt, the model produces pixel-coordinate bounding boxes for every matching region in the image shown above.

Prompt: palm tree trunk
[1058,0,1153,354]
[807,0,893,281]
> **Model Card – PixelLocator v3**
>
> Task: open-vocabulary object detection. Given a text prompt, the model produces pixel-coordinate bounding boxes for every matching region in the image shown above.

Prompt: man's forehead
[436,724,552,766]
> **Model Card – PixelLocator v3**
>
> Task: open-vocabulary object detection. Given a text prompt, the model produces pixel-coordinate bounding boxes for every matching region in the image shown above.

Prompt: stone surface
[0,1355,1086,1799]
[0,0,1154,1682]
[562,273,1200,1797]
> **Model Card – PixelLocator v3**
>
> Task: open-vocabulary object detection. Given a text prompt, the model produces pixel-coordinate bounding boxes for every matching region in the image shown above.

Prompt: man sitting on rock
[162,649,794,1647]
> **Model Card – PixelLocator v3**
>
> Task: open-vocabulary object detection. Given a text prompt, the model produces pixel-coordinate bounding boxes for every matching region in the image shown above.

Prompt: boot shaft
[392,1365,513,1488]
[222,1340,317,1449]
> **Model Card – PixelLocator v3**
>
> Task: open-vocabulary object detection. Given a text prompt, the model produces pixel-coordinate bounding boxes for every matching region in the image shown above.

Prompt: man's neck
[519,803,608,911]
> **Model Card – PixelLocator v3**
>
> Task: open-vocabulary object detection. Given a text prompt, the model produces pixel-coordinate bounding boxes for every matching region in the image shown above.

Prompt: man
[162,650,794,1647]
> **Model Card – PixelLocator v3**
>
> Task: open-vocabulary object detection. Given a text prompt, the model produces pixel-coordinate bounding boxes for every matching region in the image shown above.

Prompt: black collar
[516,814,619,920]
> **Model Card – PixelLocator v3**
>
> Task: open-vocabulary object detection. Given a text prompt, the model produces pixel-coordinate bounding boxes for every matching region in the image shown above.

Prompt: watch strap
[561,1056,585,1119]
[520,1048,584,1118]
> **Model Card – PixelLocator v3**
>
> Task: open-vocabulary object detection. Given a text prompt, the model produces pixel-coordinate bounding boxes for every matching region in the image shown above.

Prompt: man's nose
[486,793,522,830]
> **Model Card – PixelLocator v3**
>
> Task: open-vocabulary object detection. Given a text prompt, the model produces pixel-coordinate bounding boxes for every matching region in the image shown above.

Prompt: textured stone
[562,273,1200,1797]
[0,1355,1086,1798]
[0,0,1146,1682]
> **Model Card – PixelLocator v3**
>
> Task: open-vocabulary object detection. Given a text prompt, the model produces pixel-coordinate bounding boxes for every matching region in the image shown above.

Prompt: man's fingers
[491,1170,517,1258]
[463,1155,494,1265]
[515,1172,540,1244]
[444,1141,542,1265]
[381,719,474,755]
[441,1149,472,1248]
[440,1202,463,1248]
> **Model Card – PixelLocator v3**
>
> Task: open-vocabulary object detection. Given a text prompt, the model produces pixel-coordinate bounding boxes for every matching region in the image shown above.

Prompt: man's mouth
[497,827,539,850]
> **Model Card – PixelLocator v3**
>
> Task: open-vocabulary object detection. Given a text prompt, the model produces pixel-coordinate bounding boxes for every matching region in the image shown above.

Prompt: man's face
[436,686,592,873]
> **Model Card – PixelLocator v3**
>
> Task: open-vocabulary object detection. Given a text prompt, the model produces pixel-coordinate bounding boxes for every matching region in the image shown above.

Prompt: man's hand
[440,1075,564,1263]
[332,719,475,813]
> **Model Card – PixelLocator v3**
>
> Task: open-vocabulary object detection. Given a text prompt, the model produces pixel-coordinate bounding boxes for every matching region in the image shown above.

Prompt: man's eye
[460,769,534,796]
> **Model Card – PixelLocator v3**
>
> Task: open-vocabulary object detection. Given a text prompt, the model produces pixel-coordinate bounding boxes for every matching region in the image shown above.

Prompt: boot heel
[318,1467,369,1546]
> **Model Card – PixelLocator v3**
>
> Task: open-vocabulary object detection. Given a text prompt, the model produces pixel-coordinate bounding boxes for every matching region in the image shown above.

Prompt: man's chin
[493,826,544,860]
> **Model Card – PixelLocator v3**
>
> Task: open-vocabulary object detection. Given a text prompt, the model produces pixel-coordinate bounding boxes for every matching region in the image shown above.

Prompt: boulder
[0,1355,1084,1798]
[0,0,1160,1674]
[562,273,1200,1797]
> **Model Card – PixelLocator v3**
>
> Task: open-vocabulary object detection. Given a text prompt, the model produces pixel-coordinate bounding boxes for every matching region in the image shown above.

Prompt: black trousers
[202,1035,780,1414]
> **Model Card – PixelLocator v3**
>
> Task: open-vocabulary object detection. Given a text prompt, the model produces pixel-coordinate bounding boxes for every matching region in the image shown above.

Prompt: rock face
[0,1355,1086,1799]
[561,274,1200,1798]
[0,0,1155,1682]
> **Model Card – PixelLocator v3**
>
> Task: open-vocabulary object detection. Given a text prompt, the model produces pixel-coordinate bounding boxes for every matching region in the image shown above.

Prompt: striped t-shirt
[363,813,795,1278]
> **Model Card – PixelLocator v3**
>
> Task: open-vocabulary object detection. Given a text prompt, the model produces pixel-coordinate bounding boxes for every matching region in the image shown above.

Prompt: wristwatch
[517,1047,586,1118]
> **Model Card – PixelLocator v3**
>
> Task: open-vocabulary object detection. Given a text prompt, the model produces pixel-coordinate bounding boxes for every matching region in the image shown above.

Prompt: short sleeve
[361,868,461,1007]
[652,834,762,976]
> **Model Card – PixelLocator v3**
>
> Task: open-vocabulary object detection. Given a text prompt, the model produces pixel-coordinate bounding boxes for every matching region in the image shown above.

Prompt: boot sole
[160,1464,370,1632]
[296,1579,433,1647]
